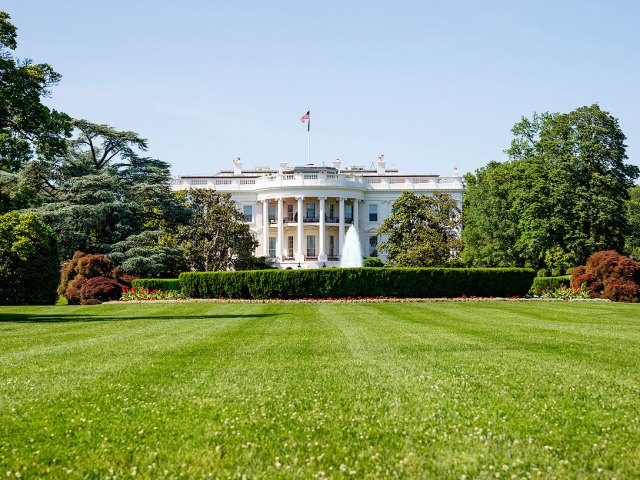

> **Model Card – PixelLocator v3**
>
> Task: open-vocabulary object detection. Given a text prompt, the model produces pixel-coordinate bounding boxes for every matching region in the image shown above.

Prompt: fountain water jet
[340,225,363,268]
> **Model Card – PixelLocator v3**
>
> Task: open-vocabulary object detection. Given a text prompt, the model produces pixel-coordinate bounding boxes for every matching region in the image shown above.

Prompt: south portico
[256,190,364,267]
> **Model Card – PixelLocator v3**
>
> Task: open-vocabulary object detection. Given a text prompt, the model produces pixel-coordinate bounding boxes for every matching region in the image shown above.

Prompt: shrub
[179,268,535,300]
[536,268,550,278]
[59,251,131,304]
[131,278,181,292]
[529,276,571,294]
[363,258,384,268]
[571,250,640,302]
[79,276,126,304]
[0,212,60,305]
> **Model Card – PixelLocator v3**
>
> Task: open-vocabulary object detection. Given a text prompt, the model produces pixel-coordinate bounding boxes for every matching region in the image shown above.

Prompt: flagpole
[307,108,311,164]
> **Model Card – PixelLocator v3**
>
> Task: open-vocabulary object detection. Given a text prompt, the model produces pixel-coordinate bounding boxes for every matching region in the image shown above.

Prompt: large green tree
[463,105,639,269]
[177,189,258,271]
[377,191,462,267]
[0,11,71,174]
[0,211,60,304]
[32,120,189,258]
[625,185,640,260]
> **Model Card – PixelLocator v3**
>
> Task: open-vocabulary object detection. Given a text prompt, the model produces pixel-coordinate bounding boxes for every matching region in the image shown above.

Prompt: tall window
[306,203,316,220]
[268,204,276,222]
[243,205,253,222]
[287,235,294,257]
[268,237,276,257]
[369,235,378,256]
[369,204,378,222]
[345,204,353,222]
[328,204,335,220]
[287,204,294,221]
[329,235,335,256]
[306,235,316,257]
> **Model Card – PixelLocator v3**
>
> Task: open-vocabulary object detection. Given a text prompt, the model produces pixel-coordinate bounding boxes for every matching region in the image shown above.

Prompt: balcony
[268,215,354,225]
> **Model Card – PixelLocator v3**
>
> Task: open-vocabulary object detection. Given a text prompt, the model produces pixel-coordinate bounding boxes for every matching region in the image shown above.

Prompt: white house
[171,156,464,268]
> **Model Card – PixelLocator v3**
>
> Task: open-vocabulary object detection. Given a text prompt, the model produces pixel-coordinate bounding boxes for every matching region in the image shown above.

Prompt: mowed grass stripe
[0,302,639,478]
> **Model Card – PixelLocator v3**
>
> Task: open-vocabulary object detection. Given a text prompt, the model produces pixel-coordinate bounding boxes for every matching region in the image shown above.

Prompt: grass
[1,301,639,479]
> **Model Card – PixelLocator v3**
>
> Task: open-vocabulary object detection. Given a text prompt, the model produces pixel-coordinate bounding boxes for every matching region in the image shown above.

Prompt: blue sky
[3,0,639,176]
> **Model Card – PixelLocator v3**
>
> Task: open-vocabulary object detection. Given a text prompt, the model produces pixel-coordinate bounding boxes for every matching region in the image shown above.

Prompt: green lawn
[1,302,639,479]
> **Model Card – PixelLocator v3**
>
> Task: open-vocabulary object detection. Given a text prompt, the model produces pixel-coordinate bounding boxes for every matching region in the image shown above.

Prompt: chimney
[376,154,386,175]
[332,159,341,171]
[277,162,287,174]
[452,167,460,177]
[232,157,243,175]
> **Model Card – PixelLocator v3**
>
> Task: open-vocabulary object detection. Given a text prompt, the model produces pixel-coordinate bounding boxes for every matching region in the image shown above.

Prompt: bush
[363,258,384,268]
[79,276,126,304]
[529,276,571,294]
[536,268,550,278]
[179,268,535,300]
[59,251,131,304]
[0,212,60,305]
[131,278,181,291]
[571,250,640,302]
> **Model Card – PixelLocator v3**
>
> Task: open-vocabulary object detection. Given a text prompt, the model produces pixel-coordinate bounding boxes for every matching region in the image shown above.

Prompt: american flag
[300,110,310,123]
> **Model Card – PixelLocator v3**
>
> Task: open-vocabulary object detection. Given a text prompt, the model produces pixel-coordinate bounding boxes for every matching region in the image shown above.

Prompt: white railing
[171,174,463,191]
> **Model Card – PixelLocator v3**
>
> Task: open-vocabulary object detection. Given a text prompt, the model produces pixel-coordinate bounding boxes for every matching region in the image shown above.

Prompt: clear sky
[3,0,639,177]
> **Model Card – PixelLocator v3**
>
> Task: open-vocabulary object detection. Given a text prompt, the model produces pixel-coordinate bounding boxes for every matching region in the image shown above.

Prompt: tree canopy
[177,189,258,271]
[462,104,639,269]
[377,191,462,267]
[0,11,71,173]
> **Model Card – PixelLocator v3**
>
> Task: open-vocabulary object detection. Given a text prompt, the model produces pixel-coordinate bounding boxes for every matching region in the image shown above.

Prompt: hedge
[529,275,571,294]
[179,268,535,299]
[131,278,181,291]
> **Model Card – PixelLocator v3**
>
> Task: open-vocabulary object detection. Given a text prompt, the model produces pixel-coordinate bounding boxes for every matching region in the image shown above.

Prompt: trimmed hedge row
[131,278,181,291]
[179,268,535,299]
[529,275,571,294]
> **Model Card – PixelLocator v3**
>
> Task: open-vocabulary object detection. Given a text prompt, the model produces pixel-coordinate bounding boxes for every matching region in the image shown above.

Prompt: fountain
[340,225,363,268]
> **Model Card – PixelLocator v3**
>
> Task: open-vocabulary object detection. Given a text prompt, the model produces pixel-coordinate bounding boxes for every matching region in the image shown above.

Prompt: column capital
[319,196,327,201]
[296,196,304,201]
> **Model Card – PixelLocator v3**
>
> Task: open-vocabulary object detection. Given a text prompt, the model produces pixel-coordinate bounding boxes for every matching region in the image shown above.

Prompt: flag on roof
[300,110,310,123]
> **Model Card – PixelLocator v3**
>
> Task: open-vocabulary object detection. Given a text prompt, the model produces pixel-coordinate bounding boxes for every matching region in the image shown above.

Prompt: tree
[463,104,639,269]
[31,120,189,258]
[107,230,186,278]
[625,185,640,260]
[0,11,71,172]
[0,211,60,304]
[176,189,258,271]
[461,161,520,266]
[377,191,462,267]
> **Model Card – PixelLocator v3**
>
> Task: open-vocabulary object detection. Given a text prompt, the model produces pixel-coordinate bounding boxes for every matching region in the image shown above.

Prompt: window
[287,204,294,222]
[306,235,316,257]
[243,205,253,222]
[345,204,353,222]
[369,204,378,222]
[329,236,335,256]
[287,235,294,257]
[369,235,378,256]
[328,204,335,220]
[268,237,276,257]
[268,204,276,222]
[306,203,316,220]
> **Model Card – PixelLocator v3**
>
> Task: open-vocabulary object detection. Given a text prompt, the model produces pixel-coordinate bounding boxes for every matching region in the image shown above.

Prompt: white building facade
[171,157,464,268]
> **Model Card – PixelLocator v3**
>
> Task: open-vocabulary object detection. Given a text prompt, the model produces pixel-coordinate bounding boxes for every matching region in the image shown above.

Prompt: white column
[319,196,327,261]
[339,197,345,256]
[352,199,359,231]
[296,196,304,261]
[352,198,360,255]
[277,197,284,259]
[262,200,269,257]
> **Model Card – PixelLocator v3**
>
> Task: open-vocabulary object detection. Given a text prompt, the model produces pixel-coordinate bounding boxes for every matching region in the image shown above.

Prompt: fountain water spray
[340,225,363,268]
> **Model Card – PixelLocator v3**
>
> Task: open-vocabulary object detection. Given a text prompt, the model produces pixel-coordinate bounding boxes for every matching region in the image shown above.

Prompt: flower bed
[120,287,188,302]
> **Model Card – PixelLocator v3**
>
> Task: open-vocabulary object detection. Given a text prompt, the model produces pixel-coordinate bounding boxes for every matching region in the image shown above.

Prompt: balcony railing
[268,215,355,224]
[172,172,463,191]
